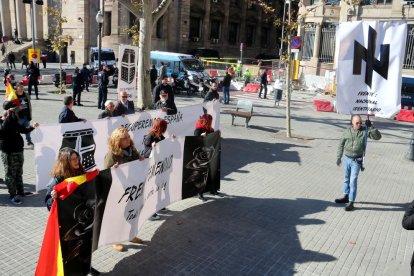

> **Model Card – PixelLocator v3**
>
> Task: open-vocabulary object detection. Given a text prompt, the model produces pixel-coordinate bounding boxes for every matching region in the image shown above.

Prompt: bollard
[406,128,414,160]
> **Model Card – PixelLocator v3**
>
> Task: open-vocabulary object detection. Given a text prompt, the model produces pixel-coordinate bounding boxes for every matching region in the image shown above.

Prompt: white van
[90,47,116,68]
[150,51,209,81]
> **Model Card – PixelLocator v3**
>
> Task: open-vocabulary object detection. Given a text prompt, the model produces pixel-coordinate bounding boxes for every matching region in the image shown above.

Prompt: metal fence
[302,25,316,60]
[404,27,414,70]
[319,24,336,63]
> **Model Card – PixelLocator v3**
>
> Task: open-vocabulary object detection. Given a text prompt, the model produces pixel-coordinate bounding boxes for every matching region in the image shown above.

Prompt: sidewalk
[0,86,413,275]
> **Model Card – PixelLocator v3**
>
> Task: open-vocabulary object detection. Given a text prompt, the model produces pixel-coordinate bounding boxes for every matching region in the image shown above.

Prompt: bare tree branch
[152,0,172,27]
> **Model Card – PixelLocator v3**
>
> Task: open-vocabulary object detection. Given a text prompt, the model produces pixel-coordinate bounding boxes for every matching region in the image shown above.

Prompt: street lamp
[96,10,104,70]
[279,0,288,57]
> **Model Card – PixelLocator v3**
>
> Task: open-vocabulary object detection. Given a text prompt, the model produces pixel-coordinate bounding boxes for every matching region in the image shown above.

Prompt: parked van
[150,51,209,80]
[90,47,116,68]
[401,75,414,107]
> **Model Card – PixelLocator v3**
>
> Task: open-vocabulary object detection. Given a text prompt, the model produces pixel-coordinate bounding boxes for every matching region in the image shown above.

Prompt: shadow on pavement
[357,201,409,212]
[105,196,336,275]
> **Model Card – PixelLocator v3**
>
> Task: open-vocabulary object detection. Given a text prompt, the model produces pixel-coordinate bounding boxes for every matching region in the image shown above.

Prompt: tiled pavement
[0,84,413,275]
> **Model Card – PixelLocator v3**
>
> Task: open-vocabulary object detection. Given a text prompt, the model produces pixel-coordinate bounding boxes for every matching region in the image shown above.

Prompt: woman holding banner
[104,127,144,252]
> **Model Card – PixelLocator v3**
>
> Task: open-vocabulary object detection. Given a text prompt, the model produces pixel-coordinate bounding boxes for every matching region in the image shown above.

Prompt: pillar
[0,1,12,38]
[16,0,27,40]
[222,0,230,47]
[202,0,211,43]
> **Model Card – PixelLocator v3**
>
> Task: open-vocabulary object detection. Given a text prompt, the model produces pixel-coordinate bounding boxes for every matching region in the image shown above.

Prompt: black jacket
[114,100,135,116]
[27,65,40,82]
[72,73,84,93]
[80,67,91,82]
[143,133,165,158]
[204,88,219,102]
[154,100,177,115]
[260,71,268,85]
[58,106,83,123]
[153,83,174,105]
[222,74,232,87]
[150,68,158,84]
[98,70,109,87]
[402,200,414,272]
[0,112,34,153]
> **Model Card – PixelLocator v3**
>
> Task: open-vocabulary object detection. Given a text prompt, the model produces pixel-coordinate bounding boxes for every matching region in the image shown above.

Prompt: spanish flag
[5,80,20,107]
[35,169,99,276]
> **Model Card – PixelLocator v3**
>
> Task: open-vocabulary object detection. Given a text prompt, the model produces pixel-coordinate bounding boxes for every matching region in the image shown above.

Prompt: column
[312,23,322,59]
[202,0,211,43]
[16,0,27,40]
[33,2,44,44]
[222,0,230,47]
[240,0,247,44]
[0,1,12,38]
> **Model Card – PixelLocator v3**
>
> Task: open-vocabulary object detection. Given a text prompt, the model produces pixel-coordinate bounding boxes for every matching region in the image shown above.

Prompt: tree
[45,4,70,94]
[118,0,173,109]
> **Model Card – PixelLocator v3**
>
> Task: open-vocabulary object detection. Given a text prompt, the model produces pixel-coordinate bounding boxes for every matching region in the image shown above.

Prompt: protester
[0,101,39,205]
[98,100,115,119]
[1,43,5,56]
[244,68,251,87]
[98,65,109,110]
[335,115,381,211]
[44,147,101,276]
[8,52,16,69]
[193,113,220,200]
[152,75,174,106]
[72,67,84,106]
[104,127,145,252]
[154,92,177,115]
[27,61,40,100]
[158,62,167,83]
[80,64,91,92]
[203,82,219,102]
[150,64,158,90]
[58,96,86,124]
[40,52,48,69]
[114,91,135,116]
[21,54,28,69]
[227,65,236,78]
[143,118,169,221]
[222,71,232,105]
[70,52,75,65]
[15,83,34,146]
[258,69,268,99]
[402,200,414,276]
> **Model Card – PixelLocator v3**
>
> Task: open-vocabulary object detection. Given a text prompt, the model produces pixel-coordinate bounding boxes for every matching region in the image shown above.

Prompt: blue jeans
[222,86,230,104]
[343,156,361,202]
[18,117,32,144]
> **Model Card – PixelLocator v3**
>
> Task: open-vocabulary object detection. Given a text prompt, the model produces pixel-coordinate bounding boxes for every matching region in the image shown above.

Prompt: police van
[401,75,414,107]
[150,51,209,80]
[90,47,116,68]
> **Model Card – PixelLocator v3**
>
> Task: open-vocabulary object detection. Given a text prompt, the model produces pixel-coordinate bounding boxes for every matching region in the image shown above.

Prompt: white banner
[336,21,407,118]
[118,44,139,101]
[33,102,220,191]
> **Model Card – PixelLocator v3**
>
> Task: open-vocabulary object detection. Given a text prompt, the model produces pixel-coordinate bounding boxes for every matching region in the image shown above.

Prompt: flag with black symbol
[182,131,221,199]
[118,44,138,101]
[336,21,407,118]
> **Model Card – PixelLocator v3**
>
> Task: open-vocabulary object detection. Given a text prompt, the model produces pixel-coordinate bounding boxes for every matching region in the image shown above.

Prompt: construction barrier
[396,110,414,122]
[65,74,72,84]
[243,83,260,93]
[313,99,334,112]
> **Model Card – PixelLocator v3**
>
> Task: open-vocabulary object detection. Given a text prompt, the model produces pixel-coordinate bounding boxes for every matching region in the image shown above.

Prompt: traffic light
[22,0,32,4]
[35,0,44,4]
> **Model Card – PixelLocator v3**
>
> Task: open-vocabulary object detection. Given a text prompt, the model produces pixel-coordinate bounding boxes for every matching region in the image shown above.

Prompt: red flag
[53,169,99,200]
[5,80,20,107]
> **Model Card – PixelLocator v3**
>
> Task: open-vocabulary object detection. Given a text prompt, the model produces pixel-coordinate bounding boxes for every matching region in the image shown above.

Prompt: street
[0,83,413,275]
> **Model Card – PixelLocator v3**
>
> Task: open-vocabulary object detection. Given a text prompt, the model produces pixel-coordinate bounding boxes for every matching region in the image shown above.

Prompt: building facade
[1,0,281,64]
[298,0,414,76]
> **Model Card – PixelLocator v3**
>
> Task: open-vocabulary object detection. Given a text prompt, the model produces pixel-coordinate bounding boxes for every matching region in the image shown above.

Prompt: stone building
[298,0,414,76]
[1,0,281,64]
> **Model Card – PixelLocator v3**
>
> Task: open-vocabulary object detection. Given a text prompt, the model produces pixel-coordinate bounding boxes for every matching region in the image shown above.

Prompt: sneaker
[10,196,22,205]
[112,243,125,252]
[159,207,168,212]
[335,195,349,204]
[77,103,83,106]
[89,266,101,276]
[130,237,143,244]
[27,142,34,146]
[198,193,207,201]
[150,213,160,221]
[17,191,34,197]
[345,202,355,211]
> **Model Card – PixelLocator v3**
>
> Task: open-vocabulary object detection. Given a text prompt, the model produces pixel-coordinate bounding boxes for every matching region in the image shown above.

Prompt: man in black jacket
[204,82,219,102]
[58,96,86,124]
[153,76,174,106]
[27,61,40,99]
[114,90,135,116]
[80,64,91,92]
[72,67,84,106]
[150,64,158,90]
[98,65,109,110]
[15,84,34,146]
[0,101,39,204]
[8,52,16,69]
[258,69,268,99]
[154,92,177,115]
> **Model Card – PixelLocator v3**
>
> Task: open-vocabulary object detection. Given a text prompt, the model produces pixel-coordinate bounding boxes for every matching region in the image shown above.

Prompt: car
[187,48,220,59]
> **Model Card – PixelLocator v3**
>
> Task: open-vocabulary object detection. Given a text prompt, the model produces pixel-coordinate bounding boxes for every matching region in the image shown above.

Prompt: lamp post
[96,10,104,70]
[285,0,292,138]
[279,0,287,58]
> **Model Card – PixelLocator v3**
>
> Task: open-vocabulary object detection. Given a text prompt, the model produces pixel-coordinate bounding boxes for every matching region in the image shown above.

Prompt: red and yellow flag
[35,169,99,276]
[5,80,20,106]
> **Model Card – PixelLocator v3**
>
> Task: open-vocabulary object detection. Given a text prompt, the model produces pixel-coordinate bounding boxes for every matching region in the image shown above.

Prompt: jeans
[18,117,32,144]
[343,156,361,202]
[98,85,108,109]
[222,86,230,104]
[259,83,267,98]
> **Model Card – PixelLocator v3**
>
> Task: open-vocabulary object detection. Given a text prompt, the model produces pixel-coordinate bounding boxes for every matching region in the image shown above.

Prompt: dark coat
[114,100,135,116]
[143,133,165,158]
[0,112,34,153]
[204,88,219,102]
[402,200,414,274]
[152,83,174,105]
[260,71,268,85]
[80,67,91,82]
[150,68,158,84]
[72,72,84,93]
[222,74,232,87]
[17,92,32,121]
[26,64,40,82]
[98,110,113,119]
[58,106,83,123]
[154,100,177,115]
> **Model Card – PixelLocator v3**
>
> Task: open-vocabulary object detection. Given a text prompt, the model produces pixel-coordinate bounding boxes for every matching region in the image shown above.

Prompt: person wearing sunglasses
[335,114,381,211]
[114,90,135,116]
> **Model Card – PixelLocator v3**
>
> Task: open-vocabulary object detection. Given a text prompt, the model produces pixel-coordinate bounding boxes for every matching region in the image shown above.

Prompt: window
[210,20,221,39]
[229,23,239,45]
[361,0,391,5]
[302,25,316,60]
[156,16,163,39]
[404,26,414,70]
[190,17,202,39]
[129,12,137,28]
[319,23,336,63]
[246,25,255,46]
[261,27,269,48]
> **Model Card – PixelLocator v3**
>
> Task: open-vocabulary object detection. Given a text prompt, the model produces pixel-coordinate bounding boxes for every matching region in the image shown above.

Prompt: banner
[336,21,407,118]
[118,44,139,101]
[33,102,220,191]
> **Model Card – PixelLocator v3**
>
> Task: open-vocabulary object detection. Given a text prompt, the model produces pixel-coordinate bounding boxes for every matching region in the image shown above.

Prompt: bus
[401,75,414,107]
[90,47,116,68]
[150,51,209,80]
